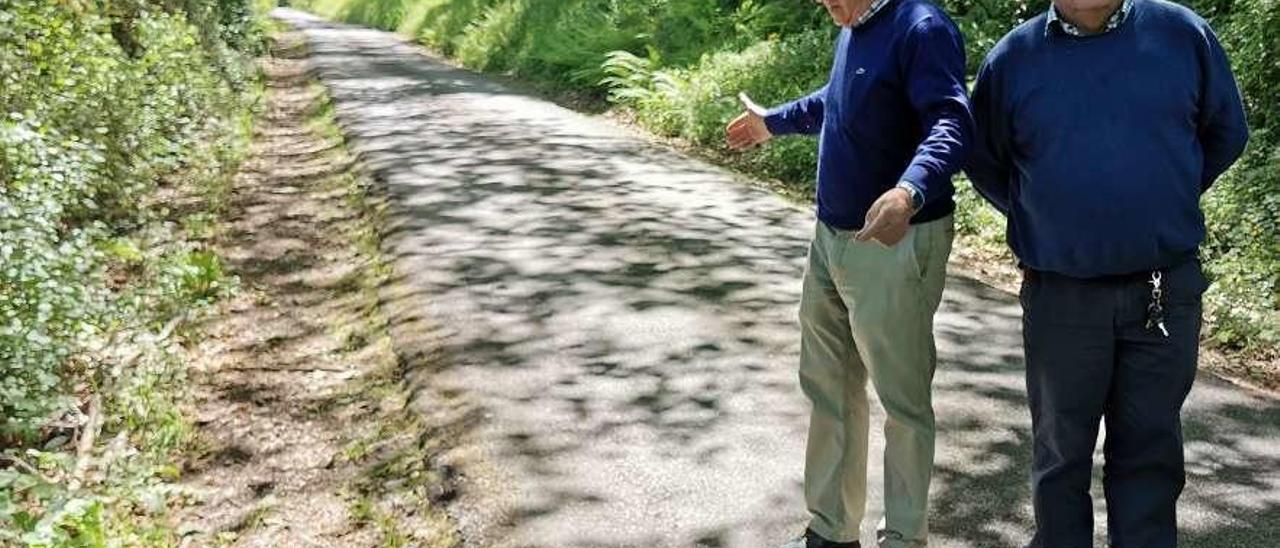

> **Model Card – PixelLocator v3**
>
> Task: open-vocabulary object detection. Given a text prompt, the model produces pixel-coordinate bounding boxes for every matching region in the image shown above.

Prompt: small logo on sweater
[855,67,867,75]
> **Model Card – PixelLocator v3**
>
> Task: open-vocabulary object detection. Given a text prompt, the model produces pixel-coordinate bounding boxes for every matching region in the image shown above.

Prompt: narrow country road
[274,9,1280,548]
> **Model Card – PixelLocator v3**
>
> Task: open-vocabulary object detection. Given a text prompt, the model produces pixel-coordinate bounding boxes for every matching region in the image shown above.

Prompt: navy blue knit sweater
[764,0,971,230]
[966,0,1249,278]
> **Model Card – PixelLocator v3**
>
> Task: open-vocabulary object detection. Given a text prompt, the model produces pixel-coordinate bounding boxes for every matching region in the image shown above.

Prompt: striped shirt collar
[852,0,894,28]
[1046,0,1134,36]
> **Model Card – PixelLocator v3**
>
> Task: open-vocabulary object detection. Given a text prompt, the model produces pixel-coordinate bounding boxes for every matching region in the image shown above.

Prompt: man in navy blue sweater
[965,0,1249,545]
[725,0,971,546]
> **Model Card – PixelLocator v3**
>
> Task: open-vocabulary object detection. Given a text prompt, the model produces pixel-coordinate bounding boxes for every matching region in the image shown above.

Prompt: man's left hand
[855,187,915,246]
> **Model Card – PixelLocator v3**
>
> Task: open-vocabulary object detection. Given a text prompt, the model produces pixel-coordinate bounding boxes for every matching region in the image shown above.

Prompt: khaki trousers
[799,216,953,547]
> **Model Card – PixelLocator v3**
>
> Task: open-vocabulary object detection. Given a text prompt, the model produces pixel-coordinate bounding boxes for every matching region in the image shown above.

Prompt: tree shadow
[277,10,1280,548]
[929,275,1280,547]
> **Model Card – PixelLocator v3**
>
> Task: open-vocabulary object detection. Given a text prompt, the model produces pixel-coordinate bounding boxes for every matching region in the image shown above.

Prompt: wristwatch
[896,181,924,213]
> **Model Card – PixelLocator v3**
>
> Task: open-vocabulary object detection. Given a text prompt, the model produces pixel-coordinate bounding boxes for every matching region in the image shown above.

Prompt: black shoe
[776,528,861,548]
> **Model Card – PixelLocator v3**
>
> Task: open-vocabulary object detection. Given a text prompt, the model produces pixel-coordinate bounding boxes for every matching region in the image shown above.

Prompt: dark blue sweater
[966,0,1249,278]
[764,0,971,230]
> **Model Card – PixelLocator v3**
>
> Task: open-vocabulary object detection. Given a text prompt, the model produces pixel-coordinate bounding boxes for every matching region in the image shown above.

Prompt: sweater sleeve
[896,15,973,209]
[1195,24,1249,192]
[964,55,1013,215]
[763,84,827,136]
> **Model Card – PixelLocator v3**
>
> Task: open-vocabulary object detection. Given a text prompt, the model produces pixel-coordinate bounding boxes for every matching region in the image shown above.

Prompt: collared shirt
[1046,0,1134,36]
[853,0,894,27]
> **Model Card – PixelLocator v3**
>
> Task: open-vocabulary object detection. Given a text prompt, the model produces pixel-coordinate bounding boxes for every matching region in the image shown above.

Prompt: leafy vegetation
[295,0,1279,355]
[1,0,270,543]
[2,0,1265,541]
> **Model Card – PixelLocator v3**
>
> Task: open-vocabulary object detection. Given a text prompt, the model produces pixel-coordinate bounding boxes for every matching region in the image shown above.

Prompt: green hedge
[1,0,262,437]
[1,0,266,542]
[1200,0,1280,349]
[295,0,1279,351]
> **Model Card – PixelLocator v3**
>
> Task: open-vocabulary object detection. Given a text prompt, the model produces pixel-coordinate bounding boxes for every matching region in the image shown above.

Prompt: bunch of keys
[1146,271,1170,337]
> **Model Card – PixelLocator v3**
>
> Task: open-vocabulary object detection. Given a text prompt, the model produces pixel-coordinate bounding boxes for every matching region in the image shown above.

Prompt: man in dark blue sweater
[725,0,971,546]
[965,0,1249,545]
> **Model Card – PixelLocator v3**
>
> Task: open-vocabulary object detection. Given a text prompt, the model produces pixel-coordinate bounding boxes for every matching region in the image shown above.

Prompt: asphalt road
[275,9,1280,547]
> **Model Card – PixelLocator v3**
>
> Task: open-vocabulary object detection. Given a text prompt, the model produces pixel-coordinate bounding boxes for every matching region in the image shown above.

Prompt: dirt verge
[171,30,460,547]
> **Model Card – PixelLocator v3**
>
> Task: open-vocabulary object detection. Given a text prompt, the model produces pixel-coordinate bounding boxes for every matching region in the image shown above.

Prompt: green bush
[1,0,262,542]
[0,0,250,438]
[1198,0,1280,350]
[0,119,107,434]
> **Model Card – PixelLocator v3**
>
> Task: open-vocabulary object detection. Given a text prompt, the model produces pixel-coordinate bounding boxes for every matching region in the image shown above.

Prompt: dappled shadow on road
[281,11,1280,548]
[1177,393,1280,547]
[287,13,813,546]
[928,276,1037,547]
[928,276,1280,548]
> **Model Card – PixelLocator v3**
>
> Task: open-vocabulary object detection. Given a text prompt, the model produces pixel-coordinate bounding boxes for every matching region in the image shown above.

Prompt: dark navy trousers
[1021,259,1207,548]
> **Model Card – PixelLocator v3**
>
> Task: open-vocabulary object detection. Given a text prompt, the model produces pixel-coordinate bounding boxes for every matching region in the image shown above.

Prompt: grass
[230,499,277,533]
[305,77,463,547]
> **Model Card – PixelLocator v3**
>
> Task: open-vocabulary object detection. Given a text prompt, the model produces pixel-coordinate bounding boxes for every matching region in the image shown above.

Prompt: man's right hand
[725,92,773,150]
